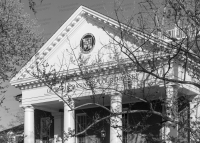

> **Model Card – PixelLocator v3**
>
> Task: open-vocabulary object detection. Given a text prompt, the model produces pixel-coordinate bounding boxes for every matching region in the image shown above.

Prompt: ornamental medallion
[80,33,95,54]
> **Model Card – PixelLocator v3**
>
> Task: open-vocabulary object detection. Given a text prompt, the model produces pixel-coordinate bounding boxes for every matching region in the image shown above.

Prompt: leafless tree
[29,37,165,143]
[106,0,200,142]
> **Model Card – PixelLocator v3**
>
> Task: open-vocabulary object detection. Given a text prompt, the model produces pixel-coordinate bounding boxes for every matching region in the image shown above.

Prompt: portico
[18,83,195,143]
[14,85,198,143]
[20,92,129,143]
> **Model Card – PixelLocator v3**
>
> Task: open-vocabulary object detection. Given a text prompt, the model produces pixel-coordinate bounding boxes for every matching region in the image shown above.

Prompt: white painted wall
[21,86,60,105]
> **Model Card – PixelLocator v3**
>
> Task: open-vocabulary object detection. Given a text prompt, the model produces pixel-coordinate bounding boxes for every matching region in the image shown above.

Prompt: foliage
[0,0,43,99]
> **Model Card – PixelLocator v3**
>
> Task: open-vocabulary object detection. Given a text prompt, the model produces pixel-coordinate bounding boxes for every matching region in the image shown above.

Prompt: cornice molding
[12,60,135,90]
[11,51,176,90]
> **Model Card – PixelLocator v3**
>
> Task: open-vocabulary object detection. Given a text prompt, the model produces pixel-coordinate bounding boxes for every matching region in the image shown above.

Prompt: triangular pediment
[10,6,160,86]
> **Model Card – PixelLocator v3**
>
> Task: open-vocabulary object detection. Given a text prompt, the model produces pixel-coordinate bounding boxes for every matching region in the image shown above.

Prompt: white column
[64,101,75,143]
[24,105,35,143]
[190,95,200,142]
[52,112,63,143]
[110,92,122,143]
[161,85,178,143]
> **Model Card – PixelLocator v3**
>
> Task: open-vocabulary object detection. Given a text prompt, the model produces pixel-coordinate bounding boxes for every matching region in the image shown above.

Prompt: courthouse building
[10,6,200,143]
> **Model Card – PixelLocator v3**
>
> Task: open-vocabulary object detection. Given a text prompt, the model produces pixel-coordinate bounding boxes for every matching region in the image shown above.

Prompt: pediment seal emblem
[80,33,95,54]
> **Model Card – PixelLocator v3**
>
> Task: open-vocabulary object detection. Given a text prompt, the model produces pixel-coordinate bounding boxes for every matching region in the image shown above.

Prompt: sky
[0,0,140,130]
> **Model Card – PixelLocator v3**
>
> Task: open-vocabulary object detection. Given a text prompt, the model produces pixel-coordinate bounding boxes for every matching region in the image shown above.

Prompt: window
[40,117,52,143]
[178,96,190,142]
[122,108,129,143]
[76,113,87,143]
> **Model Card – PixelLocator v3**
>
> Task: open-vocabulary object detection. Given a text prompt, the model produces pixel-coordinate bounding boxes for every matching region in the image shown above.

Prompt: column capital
[63,99,75,109]
[166,83,179,87]
[21,105,34,110]
[106,91,122,97]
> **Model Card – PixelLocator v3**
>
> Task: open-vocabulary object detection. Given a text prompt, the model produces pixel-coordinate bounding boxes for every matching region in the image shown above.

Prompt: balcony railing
[153,26,197,42]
